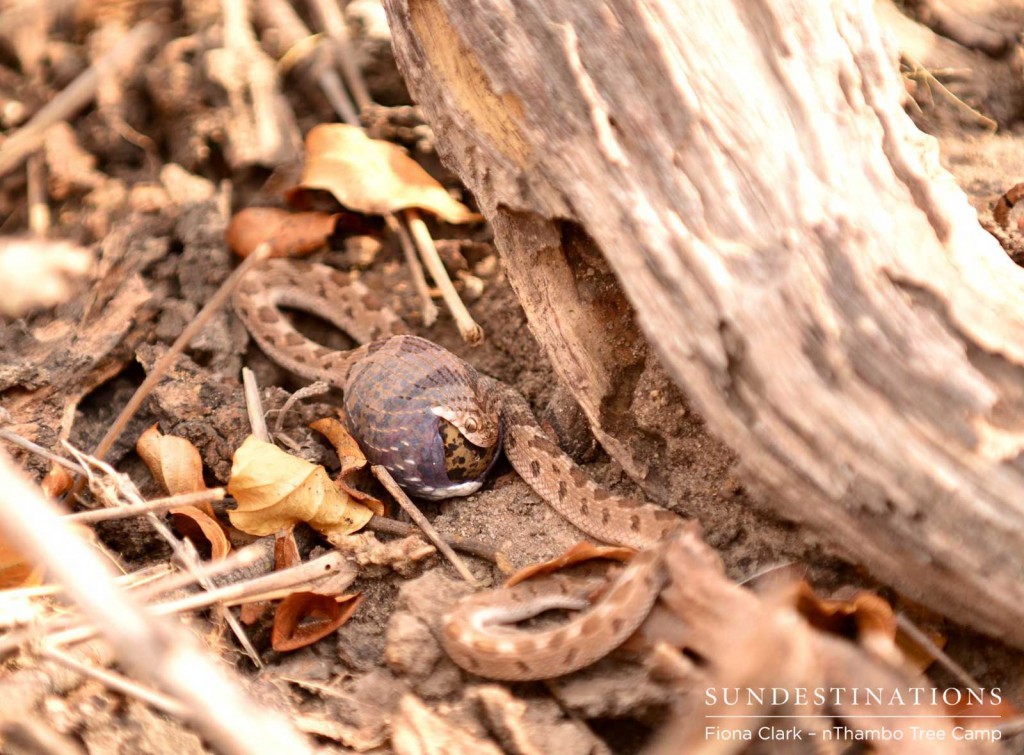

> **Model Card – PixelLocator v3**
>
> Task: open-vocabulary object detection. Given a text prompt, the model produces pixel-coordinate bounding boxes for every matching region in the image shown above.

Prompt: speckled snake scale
[233,260,684,679]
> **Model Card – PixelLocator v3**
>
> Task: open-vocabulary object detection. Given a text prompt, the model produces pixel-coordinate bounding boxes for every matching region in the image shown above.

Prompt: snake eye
[464,417,479,434]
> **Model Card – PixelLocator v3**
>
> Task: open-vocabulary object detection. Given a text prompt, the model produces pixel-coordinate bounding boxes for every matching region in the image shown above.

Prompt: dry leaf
[309,417,366,475]
[137,424,208,498]
[170,506,231,561]
[272,592,363,652]
[137,425,229,559]
[0,532,42,589]
[288,124,482,224]
[309,418,385,515]
[40,465,73,498]
[794,582,897,643]
[226,207,339,258]
[505,542,635,588]
[227,436,375,537]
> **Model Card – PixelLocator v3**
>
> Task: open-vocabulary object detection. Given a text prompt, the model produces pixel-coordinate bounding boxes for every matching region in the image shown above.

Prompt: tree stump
[382,0,1024,645]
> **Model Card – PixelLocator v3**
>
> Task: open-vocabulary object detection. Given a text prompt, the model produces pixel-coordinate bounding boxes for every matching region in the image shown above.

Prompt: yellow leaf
[289,124,482,224]
[227,436,374,537]
[137,424,207,495]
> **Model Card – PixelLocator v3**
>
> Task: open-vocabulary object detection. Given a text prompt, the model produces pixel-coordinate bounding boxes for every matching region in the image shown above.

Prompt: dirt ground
[3,1,1024,753]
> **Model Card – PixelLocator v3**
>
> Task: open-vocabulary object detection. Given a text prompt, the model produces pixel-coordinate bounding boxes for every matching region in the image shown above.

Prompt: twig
[26,153,50,235]
[254,0,360,125]
[404,210,484,344]
[895,612,982,690]
[0,427,86,476]
[307,0,374,112]
[66,488,226,524]
[901,53,996,131]
[84,244,272,475]
[0,452,313,753]
[272,380,330,437]
[366,516,498,563]
[387,213,439,326]
[41,646,189,718]
[241,367,270,443]
[0,21,161,178]
[371,465,478,585]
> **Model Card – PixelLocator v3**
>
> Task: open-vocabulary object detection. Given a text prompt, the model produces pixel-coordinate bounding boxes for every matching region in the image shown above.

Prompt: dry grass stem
[66,488,226,524]
[404,209,484,343]
[0,427,86,475]
[307,0,374,111]
[241,367,270,442]
[388,212,439,326]
[26,153,50,235]
[42,646,189,718]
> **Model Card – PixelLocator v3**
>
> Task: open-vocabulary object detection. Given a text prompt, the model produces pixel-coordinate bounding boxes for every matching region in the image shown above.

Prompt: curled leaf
[137,424,208,498]
[309,417,386,515]
[137,425,229,558]
[272,592,363,652]
[171,506,231,561]
[288,124,482,224]
[227,436,375,537]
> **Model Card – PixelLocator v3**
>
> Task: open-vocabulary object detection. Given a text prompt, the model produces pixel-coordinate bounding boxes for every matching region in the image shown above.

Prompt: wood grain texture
[382,0,1024,644]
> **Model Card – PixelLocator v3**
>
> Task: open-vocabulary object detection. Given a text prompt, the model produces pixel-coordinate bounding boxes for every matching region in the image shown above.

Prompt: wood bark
[382,0,1024,645]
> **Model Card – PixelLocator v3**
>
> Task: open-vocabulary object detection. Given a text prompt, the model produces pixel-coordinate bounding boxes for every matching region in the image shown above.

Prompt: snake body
[233,260,684,679]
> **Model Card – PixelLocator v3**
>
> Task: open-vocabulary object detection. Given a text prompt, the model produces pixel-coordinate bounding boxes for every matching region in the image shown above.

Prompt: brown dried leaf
[271,592,363,652]
[136,424,208,498]
[794,582,897,644]
[0,532,42,589]
[309,417,365,475]
[170,506,231,561]
[309,418,385,516]
[40,465,73,498]
[226,207,338,258]
[505,542,635,588]
[227,436,375,537]
[288,124,482,224]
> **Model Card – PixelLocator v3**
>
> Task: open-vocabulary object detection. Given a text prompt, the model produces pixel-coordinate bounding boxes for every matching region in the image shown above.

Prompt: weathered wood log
[382,0,1024,645]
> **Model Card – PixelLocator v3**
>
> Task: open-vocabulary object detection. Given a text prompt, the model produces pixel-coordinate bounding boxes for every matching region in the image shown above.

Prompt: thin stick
[26,153,50,235]
[404,210,483,344]
[41,646,189,718]
[895,612,982,690]
[66,488,226,524]
[902,53,996,131]
[307,0,373,112]
[241,367,270,443]
[387,213,438,326]
[0,452,313,753]
[371,465,478,585]
[0,427,86,476]
[0,21,161,178]
[86,244,272,470]
[255,0,360,126]
[366,516,498,563]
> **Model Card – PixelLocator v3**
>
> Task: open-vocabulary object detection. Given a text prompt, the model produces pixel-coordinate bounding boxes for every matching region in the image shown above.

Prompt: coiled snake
[233,259,684,679]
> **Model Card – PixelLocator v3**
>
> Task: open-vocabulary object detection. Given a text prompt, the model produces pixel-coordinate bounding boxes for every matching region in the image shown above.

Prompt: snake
[233,259,684,679]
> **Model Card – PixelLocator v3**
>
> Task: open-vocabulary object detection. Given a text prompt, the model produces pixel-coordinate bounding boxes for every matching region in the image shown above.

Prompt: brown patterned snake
[234,259,684,679]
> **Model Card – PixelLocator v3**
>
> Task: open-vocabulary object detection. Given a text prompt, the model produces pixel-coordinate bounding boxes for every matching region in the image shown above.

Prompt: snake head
[431,404,500,449]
